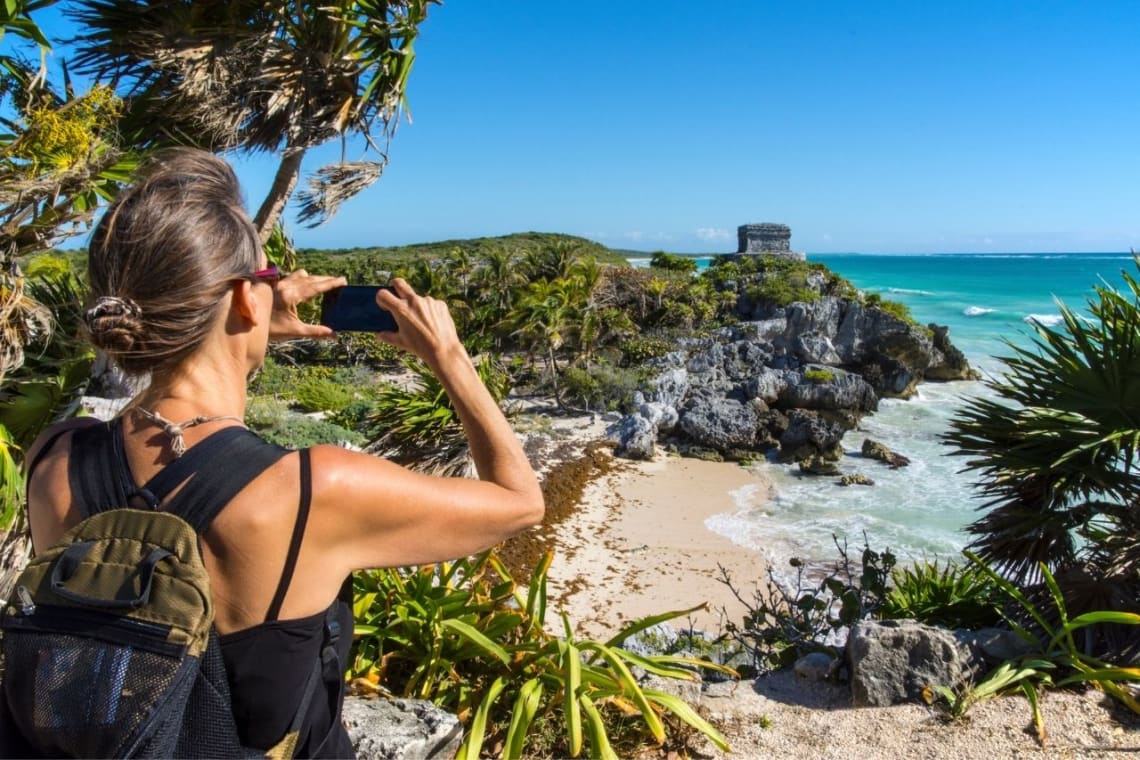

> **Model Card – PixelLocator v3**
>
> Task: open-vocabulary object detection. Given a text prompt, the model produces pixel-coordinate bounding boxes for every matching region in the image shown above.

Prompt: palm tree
[508,279,575,396]
[70,0,435,241]
[944,260,1140,653]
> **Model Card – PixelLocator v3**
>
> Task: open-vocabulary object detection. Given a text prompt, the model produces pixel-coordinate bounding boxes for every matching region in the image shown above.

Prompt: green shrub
[863,293,916,325]
[880,560,1003,629]
[256,415,365,449]
[248,357,301,396]
[561,363,647,412]
[351,550,732,759]
[719,535,896,674]
[744,277,819,307]
[621,336,674,367]
[932,554,1140,740]
[649,251,698,274]
[244,395,289,429]
[368,355,511,475]
[294,376,356,414]
[328,398,379,433]
[803,368,834,384]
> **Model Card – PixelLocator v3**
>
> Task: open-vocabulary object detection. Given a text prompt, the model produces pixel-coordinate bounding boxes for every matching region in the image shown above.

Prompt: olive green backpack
[0,423,334,759]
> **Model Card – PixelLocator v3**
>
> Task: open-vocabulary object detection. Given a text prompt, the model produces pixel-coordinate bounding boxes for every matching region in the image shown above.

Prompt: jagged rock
[677,395,759,452]
[648,368,690,407]
[777,369,878,414]
[798,454,841,476]
[847,620,988,707]
[839,474,875,486]
[794,332,842,365]
[720,340,774,383]
[960,627,1037,662]
[861,438,911,468]
[744,367,791,404]
[778,410,846,461]
[639,401,679,433]
[607,414,657,460]
[794,652,840,681]
[343,698,463,760]
[926,323,980,381]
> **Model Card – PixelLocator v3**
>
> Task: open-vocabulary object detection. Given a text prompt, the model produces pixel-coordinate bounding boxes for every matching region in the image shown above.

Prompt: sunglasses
[238,264,282,286]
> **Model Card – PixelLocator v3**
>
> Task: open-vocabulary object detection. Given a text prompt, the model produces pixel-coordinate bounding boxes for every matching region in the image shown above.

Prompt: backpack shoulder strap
[69,419,132,517]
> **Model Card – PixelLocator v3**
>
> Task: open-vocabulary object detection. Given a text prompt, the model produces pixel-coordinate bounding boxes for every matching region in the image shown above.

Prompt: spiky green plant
[944,259,1140,655]
[880,559,1003,630]
[933,552,1140,746]
[365,354,511,475]
[351,549,732,759]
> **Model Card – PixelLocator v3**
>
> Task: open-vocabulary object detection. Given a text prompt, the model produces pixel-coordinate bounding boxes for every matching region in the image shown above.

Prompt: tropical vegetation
[7,0,1137,753]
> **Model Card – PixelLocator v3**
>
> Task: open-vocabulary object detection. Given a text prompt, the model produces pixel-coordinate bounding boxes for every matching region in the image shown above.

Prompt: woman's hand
[269,270,347,341]
[375,278,466,369]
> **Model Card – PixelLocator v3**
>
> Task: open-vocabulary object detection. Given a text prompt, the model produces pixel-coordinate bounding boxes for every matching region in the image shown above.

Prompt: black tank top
[34,420,355,758]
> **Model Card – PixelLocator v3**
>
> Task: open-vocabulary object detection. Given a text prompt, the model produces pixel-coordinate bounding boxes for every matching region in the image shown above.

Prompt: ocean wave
[963,306,996,316]
[887,287,936,296]
[1024,313,1064,327]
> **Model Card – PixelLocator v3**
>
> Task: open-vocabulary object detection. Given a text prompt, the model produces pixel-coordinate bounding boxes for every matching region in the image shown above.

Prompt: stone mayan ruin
[736,223,805,260]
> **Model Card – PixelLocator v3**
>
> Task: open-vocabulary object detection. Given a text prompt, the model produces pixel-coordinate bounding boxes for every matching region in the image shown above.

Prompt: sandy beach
[545,453,773,640]
[533,438,1140,758]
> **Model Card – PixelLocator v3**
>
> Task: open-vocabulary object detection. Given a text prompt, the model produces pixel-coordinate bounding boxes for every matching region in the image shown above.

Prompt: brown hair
[85,148,261,378]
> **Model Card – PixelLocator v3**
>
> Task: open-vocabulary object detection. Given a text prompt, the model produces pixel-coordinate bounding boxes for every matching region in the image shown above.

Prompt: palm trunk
[253,148,306,244]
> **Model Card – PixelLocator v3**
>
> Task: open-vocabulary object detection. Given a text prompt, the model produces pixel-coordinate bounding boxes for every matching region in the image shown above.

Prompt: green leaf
[579,693,619,760]
[440,618,511,666]
[577,642,664,742]
[503,677,544,760]
[642,688,730,752]
[456,675,506,760]
[559,640,583,756]
[603,603,707,649]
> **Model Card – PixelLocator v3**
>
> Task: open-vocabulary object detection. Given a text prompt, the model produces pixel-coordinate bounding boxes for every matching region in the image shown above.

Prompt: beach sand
[545,453,772,640]
[534,438,1140,758]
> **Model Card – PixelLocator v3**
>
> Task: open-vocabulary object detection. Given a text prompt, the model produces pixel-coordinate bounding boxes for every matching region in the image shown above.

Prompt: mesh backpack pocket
[1,510,213,758]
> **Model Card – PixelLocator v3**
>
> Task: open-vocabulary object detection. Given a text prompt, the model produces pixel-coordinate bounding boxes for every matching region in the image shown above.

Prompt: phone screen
[319,286,399,332]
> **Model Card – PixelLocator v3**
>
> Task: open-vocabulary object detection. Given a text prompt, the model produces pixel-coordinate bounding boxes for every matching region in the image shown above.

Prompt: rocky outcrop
[846,620,1036,707]
[861,438,911,468]
[607,284,975,467]
[847,620,987,707]
[343,698,463,760]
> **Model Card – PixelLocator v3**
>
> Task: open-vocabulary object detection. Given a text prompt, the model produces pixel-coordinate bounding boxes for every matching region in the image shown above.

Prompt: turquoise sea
[630,252,1137,570]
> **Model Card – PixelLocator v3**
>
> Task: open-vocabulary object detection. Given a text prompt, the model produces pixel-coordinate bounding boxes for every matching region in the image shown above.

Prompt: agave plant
[933,552,1140,746]
[351,549,733,759]
[944,259,1140,654]
[365,354,511,476]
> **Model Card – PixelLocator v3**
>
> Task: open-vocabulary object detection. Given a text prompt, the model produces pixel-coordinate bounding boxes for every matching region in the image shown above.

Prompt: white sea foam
[887,287,936,296]
[1024,313,1064,327]
[963,306,996,316]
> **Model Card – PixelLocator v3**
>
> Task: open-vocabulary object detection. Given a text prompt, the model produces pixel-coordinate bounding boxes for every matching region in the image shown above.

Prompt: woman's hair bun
[84,295,143,353]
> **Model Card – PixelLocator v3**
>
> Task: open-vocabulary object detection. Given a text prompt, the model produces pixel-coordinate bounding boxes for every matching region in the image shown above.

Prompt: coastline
[545,453,772,640]
[533,433,1140,758]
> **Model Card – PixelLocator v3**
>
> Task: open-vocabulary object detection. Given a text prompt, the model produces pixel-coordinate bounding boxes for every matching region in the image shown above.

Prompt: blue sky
[24,2,1140,253]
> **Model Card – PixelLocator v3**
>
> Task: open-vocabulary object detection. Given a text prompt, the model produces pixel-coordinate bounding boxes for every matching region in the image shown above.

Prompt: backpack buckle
[16,585,35,616]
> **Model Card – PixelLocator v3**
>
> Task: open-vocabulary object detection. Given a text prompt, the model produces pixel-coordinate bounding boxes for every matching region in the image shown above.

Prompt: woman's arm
[308,279,544,572]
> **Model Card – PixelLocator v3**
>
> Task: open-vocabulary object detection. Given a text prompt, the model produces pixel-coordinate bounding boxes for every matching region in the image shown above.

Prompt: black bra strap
[163,430,290,534]
[265,448,312,623]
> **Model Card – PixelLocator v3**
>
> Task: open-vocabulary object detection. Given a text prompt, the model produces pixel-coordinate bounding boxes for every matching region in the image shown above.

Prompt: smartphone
[319,285,399,332]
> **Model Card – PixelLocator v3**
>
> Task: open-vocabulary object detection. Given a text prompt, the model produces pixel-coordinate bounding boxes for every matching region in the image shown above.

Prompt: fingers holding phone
[320,286,399,333]
[375,279,464,367]
[270,270,347,341]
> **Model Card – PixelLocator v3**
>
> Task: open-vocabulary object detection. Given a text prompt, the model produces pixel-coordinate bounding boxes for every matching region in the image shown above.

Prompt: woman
[21,149,544,756]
